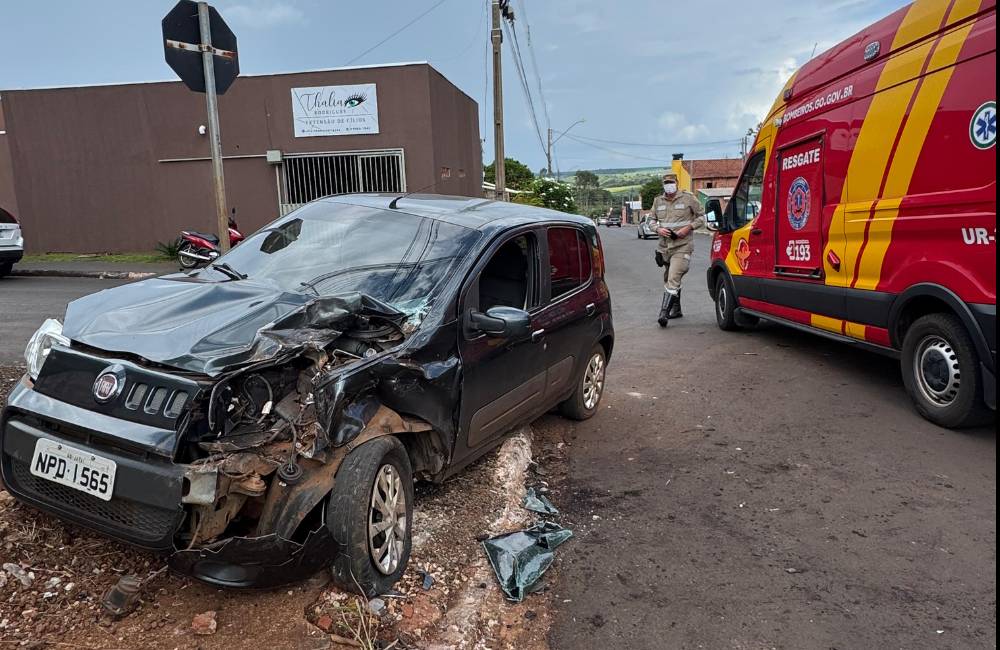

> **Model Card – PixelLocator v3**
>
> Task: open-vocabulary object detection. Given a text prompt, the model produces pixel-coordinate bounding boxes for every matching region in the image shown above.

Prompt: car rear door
[535,225,602,403]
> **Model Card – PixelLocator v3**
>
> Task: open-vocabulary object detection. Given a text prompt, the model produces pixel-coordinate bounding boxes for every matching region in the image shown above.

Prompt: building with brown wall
[0,62,481,253]
[681,157,743,191]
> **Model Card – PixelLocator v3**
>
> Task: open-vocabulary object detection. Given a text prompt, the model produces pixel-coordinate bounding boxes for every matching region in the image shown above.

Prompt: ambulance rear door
[775,134,826,279]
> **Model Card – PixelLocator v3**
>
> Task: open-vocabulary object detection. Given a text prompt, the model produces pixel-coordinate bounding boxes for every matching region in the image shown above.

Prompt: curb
[11,269,160,280]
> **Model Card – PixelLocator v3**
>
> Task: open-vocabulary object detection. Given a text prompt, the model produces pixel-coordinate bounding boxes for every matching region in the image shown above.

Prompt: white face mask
[663,182,677,194]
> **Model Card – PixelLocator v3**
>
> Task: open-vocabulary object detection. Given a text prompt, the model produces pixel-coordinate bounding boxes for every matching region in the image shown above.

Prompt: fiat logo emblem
[93,365,126,403]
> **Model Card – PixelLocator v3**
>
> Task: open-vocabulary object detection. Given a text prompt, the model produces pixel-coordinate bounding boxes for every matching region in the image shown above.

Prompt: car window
[0,207,16,224]
[547,227,591,299]
[478,233,534,312]
[729,151,766,228]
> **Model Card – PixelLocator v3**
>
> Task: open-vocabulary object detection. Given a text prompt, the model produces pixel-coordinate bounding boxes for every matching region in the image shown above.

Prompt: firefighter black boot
[667,289,683,319]
[657,291,676,327]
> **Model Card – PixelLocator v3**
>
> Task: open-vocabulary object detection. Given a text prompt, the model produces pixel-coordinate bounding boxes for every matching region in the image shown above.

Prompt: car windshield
[197,201,481,316]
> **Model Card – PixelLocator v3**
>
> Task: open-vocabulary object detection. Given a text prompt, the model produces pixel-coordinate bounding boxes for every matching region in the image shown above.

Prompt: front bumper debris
[168,526,339,588]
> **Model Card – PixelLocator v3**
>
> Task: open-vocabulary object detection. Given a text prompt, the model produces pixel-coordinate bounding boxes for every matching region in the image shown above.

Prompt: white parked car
[0,207,23,277]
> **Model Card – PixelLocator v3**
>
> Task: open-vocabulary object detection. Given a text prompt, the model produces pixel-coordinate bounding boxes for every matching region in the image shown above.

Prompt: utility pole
[491,0,506,200]
[546,127,552,178]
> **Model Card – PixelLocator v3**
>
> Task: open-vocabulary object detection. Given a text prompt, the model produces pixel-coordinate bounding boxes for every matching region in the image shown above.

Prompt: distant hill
[555,166,668,196]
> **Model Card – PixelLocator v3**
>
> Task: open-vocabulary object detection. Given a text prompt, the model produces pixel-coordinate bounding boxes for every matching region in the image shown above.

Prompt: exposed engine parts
[177,312,429,549]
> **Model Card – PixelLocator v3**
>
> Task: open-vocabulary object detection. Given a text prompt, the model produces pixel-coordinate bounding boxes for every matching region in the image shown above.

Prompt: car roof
[320,193,593,232]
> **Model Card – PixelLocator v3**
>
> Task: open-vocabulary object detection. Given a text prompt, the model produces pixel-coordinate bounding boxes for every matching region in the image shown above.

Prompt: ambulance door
[775,135,826,280]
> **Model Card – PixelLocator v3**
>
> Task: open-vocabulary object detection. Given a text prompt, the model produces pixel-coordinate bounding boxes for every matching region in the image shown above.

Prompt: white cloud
[656,111,711,142]
[223,2,304,29]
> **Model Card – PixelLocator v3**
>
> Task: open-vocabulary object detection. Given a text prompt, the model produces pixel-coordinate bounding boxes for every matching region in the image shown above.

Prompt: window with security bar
[278,150,405,215]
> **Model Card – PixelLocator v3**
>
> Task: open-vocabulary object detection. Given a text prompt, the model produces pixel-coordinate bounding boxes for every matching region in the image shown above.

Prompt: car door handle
[531,329,546,343]
[750,228,763,236]
[585,303,596,317]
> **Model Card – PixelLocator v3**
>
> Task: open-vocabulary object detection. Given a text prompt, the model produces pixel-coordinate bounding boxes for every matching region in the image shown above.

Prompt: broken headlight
[24,318,70,380]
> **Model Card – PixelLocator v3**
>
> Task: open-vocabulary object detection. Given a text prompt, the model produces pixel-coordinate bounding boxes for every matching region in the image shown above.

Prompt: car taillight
[592,239,605,277]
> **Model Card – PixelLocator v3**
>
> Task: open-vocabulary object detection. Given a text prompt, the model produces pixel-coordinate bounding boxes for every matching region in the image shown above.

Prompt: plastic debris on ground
[522,487,560,515]
[482,521,573,602]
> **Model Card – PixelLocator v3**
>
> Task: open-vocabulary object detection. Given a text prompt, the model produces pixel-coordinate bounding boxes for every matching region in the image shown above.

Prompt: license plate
[30,439,117,501]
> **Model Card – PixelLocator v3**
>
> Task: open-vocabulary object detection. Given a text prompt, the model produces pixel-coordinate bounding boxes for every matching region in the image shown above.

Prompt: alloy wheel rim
[913,335,961,407]
[368,464,407,575]
[583,353,605,410]
[718,285,728,319]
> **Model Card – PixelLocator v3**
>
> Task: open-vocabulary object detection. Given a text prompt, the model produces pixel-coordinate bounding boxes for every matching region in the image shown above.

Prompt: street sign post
[162,0,238,252]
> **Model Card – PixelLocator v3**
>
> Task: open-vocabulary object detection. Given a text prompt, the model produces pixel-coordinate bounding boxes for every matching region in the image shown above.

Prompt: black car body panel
[1,194,614,588]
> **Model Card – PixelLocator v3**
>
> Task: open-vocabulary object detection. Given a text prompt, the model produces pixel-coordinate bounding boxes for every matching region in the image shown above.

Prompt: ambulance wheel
[715,274,744,331]
[901,313,992,428]
[327,436,413,597]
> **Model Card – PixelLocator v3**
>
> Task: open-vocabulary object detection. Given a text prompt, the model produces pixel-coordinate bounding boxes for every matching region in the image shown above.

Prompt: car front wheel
[901,313,992,428]
[327,436,414,596]
[560,344,606,420]
[0,262,12,278]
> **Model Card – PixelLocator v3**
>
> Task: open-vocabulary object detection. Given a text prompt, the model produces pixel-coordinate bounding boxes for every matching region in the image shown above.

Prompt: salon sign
[291,83,379,137]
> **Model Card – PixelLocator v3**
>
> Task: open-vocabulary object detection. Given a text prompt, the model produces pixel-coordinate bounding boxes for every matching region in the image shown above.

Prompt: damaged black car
[1,194,614,594]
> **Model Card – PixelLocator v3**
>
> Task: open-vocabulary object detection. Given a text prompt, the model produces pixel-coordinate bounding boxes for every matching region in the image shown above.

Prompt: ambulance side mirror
[705,199,723,232]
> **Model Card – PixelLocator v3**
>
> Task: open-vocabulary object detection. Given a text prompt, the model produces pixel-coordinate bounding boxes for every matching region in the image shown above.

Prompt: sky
[0,0,910,173]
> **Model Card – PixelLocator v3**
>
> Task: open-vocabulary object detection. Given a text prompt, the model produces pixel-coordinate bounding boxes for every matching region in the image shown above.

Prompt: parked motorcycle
[177,211,245,269]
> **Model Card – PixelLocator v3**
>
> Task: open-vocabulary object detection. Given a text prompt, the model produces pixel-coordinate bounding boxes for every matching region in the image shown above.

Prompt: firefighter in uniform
[651,171,704,327]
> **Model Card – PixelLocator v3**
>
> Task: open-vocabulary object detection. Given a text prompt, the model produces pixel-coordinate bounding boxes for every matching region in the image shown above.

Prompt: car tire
[900,313,993,428]
[0,262,11,278]
[327,436,414,597]
[714,273,743,331]
[560,344,606,420]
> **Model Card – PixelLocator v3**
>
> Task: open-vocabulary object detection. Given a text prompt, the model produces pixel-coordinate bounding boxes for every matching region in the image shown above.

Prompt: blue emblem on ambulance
[787,177,810,230]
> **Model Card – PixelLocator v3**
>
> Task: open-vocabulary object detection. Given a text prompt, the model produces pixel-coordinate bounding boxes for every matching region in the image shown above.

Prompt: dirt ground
[0,365,573,650]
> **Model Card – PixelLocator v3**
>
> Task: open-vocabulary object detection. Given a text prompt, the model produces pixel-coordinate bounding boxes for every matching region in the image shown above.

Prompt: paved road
[0,276,129,364]
[549,227,995,649]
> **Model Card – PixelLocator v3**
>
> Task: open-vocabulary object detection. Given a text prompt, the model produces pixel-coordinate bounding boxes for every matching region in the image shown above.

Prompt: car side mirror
[705,199,723,232]
[469,306,531,339]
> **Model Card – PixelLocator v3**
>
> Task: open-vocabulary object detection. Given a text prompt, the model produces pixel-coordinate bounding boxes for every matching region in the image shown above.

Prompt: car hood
[62,276,405,376]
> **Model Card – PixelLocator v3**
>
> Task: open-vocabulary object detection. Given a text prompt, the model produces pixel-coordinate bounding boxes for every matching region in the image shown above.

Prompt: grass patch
[21,251,173,264]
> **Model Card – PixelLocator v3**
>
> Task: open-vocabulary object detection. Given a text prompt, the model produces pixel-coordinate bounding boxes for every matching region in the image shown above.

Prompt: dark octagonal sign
[162,0,239,94]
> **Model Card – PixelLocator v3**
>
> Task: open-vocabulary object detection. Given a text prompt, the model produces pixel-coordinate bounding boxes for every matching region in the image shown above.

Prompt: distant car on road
[637,216,656,240]
[0,207,23,278]
[596,216,608,226]
[605,214,622,228]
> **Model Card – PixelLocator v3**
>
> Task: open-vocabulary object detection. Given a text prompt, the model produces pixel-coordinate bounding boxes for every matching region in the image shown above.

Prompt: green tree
[574,170,600,189]
[484,157,534,191]
[640,177,662,209]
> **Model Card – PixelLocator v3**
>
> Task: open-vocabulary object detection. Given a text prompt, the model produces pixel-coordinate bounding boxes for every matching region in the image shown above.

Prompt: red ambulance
[706,0,996,428]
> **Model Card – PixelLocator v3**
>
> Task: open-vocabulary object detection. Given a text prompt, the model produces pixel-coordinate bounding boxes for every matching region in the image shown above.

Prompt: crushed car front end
[1,198,480,589]
[1,296,421,587]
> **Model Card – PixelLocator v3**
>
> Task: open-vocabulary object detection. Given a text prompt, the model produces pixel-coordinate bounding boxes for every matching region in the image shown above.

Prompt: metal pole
[198,2,229,253]
[491,0,506,201]
[546,128,552,178]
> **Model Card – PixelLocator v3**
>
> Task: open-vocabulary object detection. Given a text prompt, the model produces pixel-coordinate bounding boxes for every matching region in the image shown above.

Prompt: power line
[503,18,547,158]
[570,132,743,148]
[516,0,550,132]
[562,134,670,163]
[434,0,488,63]
[346,0,450,66]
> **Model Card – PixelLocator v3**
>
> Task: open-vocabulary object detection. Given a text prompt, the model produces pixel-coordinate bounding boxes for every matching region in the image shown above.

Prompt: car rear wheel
[327,436,414,596]
[0,262,11,278]
[560,344,606,420]
[901,313,992,428]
